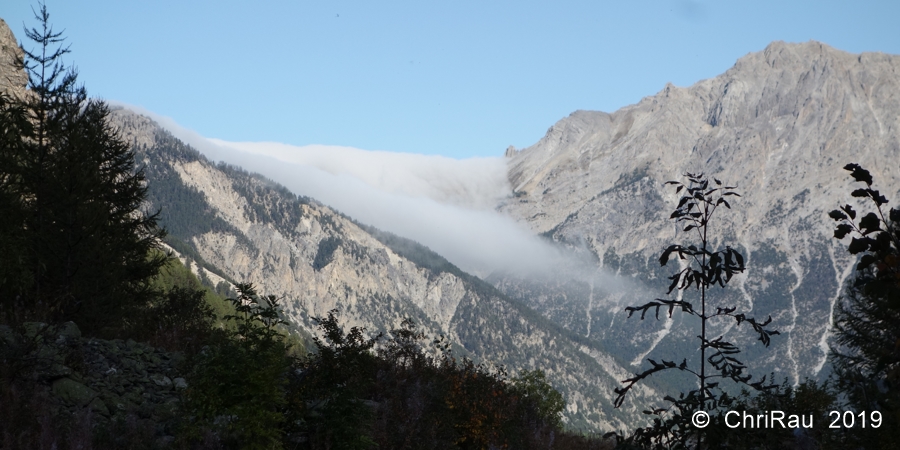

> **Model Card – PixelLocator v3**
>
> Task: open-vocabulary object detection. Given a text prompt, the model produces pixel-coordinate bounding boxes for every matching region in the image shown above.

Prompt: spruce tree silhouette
[3,3,165,334]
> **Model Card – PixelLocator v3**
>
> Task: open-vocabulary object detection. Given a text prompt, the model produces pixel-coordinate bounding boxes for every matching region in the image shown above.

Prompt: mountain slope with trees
[8,7,900,443]
[0,9,611,448]
[107,105,656,431]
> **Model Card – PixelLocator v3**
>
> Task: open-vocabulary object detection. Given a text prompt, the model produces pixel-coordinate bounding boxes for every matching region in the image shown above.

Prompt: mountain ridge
[103,106,656,431]
[5,11,898,431]
[109,39,900,427]
[494,39,899,388]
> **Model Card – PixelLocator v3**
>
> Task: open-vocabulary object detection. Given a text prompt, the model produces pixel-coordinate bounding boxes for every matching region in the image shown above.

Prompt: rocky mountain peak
[504,40,899,233]
[495,40,900,387]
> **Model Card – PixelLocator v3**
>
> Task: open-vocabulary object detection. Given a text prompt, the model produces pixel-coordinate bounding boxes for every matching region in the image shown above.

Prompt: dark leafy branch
[828,163,900,448]
[614,358,695,408]
[715,311,781,347]
[625,299,695,320]
[829,163,900,271]
[613,172,780,449]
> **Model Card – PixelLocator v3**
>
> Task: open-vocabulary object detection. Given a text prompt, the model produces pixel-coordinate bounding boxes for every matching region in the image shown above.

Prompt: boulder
[56,321,81,342]
[150,374,173,388]
[51,377,97,407]
[89,397,110,416]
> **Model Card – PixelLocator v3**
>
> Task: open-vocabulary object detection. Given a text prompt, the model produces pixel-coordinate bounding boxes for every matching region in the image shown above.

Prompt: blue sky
[3,1,899,158]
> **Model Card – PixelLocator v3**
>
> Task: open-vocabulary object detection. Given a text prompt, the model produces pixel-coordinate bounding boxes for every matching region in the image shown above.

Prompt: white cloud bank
[207,140,510,211]
[204,141,559,276]
[118,104,570,277]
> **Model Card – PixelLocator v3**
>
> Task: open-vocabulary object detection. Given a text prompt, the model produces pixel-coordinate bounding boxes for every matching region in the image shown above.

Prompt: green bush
[291,309,380,450]
[179,283,291,450]
[292,313,601,449]
[513,369,566,429]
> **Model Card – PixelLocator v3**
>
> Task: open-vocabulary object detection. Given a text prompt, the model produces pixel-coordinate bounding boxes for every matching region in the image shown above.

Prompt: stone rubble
[1,321,187,440]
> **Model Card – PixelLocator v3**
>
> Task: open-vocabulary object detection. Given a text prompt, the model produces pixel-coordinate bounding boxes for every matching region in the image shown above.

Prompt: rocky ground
[1,322,187,446]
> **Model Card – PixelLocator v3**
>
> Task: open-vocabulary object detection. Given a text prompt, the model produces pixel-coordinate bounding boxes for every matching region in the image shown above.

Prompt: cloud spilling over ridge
[206,144,559,276]
[207,140,510,210]
[115,104,570,276]
[211,147,556,275]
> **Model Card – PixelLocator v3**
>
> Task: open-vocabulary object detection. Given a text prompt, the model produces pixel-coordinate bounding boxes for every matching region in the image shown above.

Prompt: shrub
[828,163,900,449]
[613,173,779,448]
[179,283,291,449]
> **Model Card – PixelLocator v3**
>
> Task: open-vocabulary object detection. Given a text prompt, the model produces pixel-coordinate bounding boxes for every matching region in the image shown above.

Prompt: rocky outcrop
[0,18,27,98]
[504,41,899,237]
[495,41,900,386]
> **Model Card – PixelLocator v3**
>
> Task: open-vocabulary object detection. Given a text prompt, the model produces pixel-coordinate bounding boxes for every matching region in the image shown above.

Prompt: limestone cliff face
[105,108,650,431]
[149,140,469,335]
[495,41,900,385]
[110,110,470,335]
[504,41,899,237]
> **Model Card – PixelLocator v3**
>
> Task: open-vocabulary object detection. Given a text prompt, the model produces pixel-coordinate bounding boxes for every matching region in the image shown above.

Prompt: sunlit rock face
[494,41,900,385]
[103,107,658,432]
[96,41,900,431]
[0,19,28,98]
[7,13,897,432]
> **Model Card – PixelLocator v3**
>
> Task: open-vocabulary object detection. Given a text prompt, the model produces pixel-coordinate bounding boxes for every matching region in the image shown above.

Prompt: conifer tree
[0,4,165,334]
[0,90,31,305]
